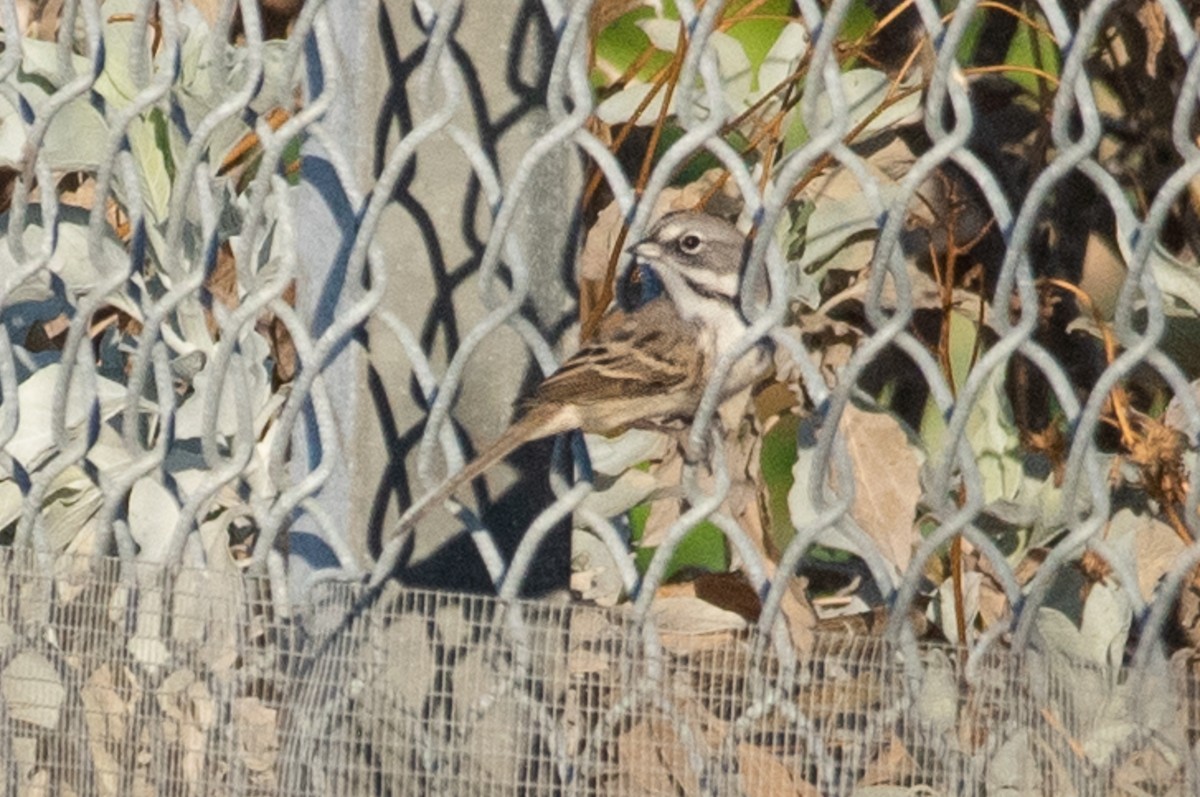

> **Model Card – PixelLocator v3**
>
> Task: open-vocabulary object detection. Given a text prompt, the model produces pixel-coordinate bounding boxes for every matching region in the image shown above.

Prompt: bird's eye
[678,233,703,254]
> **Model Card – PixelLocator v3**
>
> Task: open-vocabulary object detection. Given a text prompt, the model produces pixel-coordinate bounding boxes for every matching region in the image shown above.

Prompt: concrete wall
[293,0,582,595]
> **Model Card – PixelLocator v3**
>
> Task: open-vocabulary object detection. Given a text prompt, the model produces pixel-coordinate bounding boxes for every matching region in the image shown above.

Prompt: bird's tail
[373,403,572,584]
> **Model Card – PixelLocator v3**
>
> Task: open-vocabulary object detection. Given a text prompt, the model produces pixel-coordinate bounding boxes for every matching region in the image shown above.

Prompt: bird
[390,210,772,543]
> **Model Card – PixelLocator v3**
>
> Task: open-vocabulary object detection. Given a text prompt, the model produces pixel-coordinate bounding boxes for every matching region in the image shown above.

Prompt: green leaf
[838,0,879,43]
[148,107,177,184]
[1090,209,1200,377]
[798,189,880,271]
[953,4,988,66]
[761,412,800,553]
[634,519,730,581]
[1002,12,1061,96]
[125,113,174,223]
[592,1,807,124]
[592,6,660,88]
[922,360,1008,486]
[968,369,1024,503]
[723,0,792,70]
[628,501,652,544]
[748,22,808,103]
[945,309,981,394]
[655,124,726,185]
[282,135,304,186]
[919,311,984,456]
[783,105,809,152]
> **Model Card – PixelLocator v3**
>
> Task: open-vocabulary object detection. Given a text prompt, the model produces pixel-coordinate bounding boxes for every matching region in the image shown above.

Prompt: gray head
[629,211,749,303]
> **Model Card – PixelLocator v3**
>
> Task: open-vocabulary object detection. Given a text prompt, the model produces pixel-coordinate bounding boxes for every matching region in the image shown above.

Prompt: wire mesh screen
[1,550,1194,795]
[3,0,1200,793]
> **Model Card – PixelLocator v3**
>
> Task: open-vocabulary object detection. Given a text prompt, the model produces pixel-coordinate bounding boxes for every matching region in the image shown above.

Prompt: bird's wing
[530,301,702,407]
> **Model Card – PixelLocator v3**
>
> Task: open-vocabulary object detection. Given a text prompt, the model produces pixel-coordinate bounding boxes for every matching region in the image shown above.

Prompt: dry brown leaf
[579,200,624,285]
[1112,745,1187,794]
[652,594,747,635]
[155,668,196,723]
[691,571,762,622]
[207,242,240,317]
[18,0,62,39]
[0,168,14,215]
[1135,1,1167,78]
[233,696,279,773]
[379,613,436,712]
[1,650,65,728]
[617,716,702,795]
[59,172,96,210]
[838,403,922,575]
[264,281,298,385]
[741,461,818,652]
[23,313,69,353]
[1130,515,1187,599]
[639,454,685,548]
[188,0,223,26]
[568,606,628,682]
[855,731,921,787]
[754,381,800,425]
[1078,231,1125,320]
[80,664,128,797]
[451,645,504,722]
[1175,567,1200,649]
[171,569,241,674]
[737,742,816,797]
[458,693,527,786]
[181,679,214,784]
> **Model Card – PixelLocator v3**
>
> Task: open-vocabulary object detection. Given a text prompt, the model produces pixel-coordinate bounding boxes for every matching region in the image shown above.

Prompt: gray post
[292,0,581,596]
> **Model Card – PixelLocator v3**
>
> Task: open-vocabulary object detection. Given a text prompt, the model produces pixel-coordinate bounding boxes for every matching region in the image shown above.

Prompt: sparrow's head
[629,211,749,305]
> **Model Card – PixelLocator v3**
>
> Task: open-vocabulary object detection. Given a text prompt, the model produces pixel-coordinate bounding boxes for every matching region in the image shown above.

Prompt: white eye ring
[679,233,703,254]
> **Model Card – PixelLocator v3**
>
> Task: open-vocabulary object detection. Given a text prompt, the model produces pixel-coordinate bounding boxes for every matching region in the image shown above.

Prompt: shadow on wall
[364,0,575,598]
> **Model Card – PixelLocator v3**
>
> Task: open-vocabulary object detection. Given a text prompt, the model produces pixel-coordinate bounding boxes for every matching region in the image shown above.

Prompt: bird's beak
[629,239,663,262]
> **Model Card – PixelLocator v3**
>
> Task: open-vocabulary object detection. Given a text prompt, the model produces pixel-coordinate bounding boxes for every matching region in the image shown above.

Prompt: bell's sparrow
[390,210,771,542]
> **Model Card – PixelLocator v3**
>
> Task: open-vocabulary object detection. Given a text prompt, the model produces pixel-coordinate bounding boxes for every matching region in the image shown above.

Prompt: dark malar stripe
[680,273,736,304]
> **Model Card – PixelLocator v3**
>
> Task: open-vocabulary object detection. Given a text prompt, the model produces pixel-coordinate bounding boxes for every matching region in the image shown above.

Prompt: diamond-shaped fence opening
[1,0,1200,793]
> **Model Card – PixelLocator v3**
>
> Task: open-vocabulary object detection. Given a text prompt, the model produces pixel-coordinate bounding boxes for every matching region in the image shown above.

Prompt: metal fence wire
[2,0,1200,793]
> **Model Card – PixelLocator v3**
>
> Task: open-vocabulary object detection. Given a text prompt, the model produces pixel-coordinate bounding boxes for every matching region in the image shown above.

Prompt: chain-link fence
[3,0,1200,793]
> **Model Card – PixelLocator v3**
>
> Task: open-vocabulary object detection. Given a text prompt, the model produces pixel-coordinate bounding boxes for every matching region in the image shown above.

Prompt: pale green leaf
[0,38,107,170]
[812,69,922,138]
[752,22,808,100]
[1145,242,1200,317]
[0,205,132,301]
[1036,578,1131,669]
[798,191,882,271]
[125,114,173,223]
[5,363,131,472]
[128,477,179,564]
[0,480,22,531]
[41,465,103,552]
